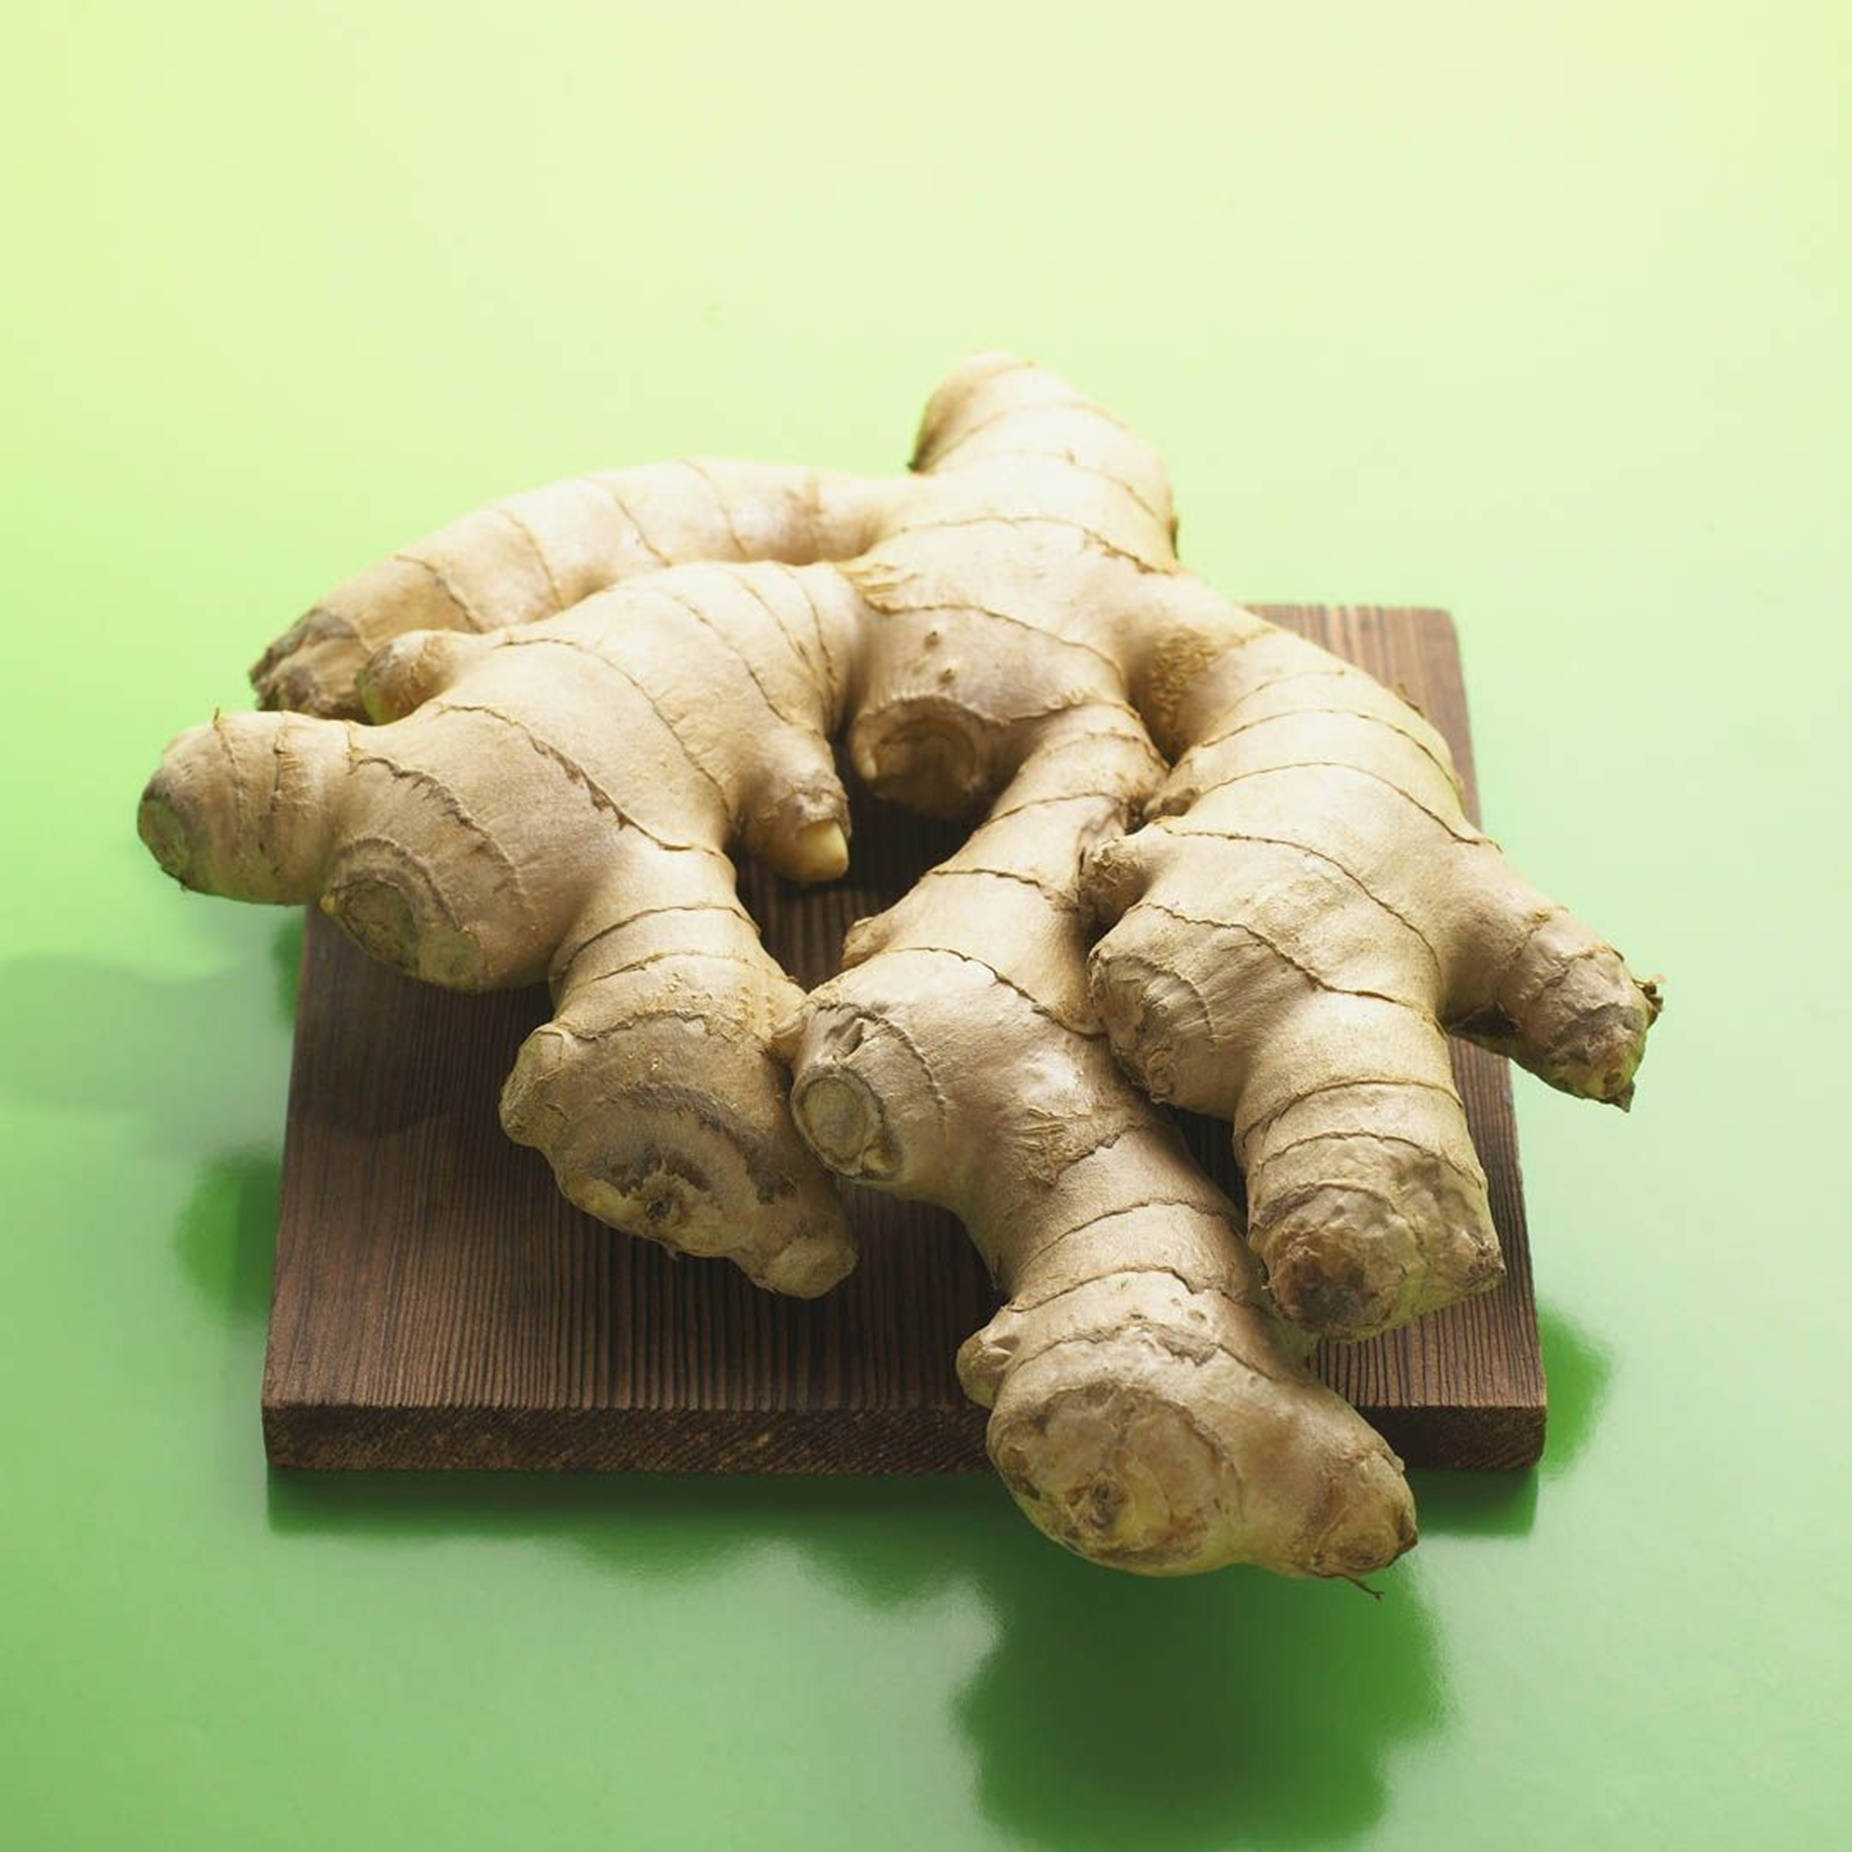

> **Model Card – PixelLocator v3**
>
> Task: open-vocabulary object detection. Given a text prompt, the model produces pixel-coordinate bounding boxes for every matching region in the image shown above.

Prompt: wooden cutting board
[263,605,1546,1475]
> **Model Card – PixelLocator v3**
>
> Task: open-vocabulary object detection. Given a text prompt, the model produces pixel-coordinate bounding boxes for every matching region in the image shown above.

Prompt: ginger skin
[144,560,869,1295]
[779,711,1417,1576]
[139,352,1657,1574]
[808,352,1656,1344]
[1084,575,1661,1336]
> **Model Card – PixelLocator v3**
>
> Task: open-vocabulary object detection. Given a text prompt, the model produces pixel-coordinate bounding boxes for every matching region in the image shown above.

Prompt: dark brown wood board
[263,605,1547,1475]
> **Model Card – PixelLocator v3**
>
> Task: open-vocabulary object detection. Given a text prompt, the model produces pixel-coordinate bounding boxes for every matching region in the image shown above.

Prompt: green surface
[2,3,1846,1846]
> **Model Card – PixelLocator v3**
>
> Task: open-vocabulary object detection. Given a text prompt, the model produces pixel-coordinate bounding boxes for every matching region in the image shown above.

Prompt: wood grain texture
[263,606,1547,1475]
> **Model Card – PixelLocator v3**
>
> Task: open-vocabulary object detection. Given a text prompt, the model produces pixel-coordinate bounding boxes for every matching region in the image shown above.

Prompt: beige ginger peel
[140,355,1656,1575]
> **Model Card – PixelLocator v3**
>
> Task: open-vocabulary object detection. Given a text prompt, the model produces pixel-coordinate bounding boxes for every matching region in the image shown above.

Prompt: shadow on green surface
[0,906,298,1328]
[1407,1466,1538,1539]
[270,1467,1444,1849]
[0,911,303,1153]
[173,1149,282,1325]
[1535,1303,1613,1478]
[270,912,306,1024]
[951,1538,1442,1850]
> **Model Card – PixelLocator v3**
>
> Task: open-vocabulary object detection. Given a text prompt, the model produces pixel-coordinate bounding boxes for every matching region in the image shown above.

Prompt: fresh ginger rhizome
[140,356,1658,1579]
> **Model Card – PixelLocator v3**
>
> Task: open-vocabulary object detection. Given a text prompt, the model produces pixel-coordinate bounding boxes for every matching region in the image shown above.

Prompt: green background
[3,3,1846,1846]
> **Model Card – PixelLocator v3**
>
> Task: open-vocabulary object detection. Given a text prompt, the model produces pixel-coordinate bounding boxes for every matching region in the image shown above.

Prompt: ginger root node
[136,787,194,886]
[790,1068,896,1179]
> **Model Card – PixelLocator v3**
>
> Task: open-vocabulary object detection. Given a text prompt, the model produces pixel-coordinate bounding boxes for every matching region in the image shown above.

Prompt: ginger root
[138,352,1658,1575]
[144,560,869,1295]
[779,710,1416,1576]
[1084,587,1664,1336]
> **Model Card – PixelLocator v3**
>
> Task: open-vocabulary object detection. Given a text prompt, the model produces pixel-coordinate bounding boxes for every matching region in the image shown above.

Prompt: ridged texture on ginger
[781,713,1417,1577]
[1084,574,1661,1338]
[139,351,1659,1576]
[250,461,891,718]
[834,351,1657,1345]
[143,561,869,1295]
